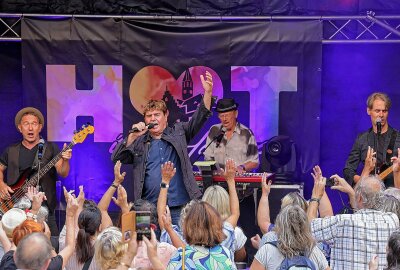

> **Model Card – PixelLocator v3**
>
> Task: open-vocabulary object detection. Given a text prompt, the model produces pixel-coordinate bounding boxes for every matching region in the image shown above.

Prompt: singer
[0,107,72,235]
[203,98,259,173]
[344,92,400,187]
[111,71,214,225]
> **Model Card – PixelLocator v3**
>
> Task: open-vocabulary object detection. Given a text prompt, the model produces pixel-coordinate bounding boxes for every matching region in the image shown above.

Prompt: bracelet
[309,198,321,205]
[111,183,119,189]
[119,262,130,268]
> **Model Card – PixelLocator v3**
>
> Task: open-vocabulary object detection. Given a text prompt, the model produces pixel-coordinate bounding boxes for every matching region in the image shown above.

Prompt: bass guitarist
[344,92,400,187]
[0,107,72,235]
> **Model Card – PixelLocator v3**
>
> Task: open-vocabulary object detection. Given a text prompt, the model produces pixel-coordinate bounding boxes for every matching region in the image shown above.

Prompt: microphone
[38,138,45,160]
[129,122,158,134]
[376,117,382,135]
[215,127,226,148]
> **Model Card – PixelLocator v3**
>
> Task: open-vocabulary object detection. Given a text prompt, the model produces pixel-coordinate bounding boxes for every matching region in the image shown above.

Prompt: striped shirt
[311,209,399,270]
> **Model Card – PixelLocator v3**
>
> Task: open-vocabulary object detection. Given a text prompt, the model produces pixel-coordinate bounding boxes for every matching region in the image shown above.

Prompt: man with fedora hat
[204,98,259,173]
[0,107,72,235]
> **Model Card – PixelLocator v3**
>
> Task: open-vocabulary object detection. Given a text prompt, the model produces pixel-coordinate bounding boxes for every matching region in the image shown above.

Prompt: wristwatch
[160,182,170,189]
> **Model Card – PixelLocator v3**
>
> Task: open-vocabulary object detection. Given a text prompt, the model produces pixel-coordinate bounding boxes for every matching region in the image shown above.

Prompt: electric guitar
[0,124,94,215]
[378,165,393,181]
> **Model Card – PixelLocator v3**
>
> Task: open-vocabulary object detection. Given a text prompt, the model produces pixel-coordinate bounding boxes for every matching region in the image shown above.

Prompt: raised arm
[330,174,357,209]
[200,70,213,111]
[157,161,176,231]
[311,166,333,217]
[307,168,326,222]
[257,172,272,234]
[98,160,126,228]
[223,159,240,228]
[59,187,79,268]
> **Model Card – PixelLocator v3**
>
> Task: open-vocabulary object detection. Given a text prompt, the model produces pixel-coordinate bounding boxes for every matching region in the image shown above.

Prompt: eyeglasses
[21,122,39,128]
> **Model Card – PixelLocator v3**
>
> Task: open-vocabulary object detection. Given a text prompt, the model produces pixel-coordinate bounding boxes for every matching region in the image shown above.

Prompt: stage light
[260,135,298,182]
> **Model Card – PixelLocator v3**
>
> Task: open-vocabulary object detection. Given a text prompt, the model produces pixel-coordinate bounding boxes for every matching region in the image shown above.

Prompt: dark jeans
[47,210,59,236]
[169,205,184,227]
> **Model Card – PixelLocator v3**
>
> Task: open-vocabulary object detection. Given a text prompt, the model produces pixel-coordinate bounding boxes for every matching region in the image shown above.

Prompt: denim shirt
[111,100,212,202]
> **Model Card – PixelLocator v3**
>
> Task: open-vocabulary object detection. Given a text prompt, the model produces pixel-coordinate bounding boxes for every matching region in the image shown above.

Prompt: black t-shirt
[0,250,63,270]
[0,142,61,211]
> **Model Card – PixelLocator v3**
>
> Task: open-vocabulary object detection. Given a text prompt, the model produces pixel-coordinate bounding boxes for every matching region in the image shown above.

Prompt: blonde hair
[366,92,392,110]
[202,185,230,220]
[281,192,308,212]
[275,205,315,257]
[143,100,168,116]
[94,227,127,270]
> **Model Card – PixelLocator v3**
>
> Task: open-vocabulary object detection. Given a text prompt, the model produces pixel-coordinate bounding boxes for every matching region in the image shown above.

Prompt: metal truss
[1,13,400,43]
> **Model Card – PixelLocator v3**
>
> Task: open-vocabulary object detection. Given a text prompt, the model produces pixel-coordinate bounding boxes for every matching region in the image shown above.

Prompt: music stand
[194,161,220,191]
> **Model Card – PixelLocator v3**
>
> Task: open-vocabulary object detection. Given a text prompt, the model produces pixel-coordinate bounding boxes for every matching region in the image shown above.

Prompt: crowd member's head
[386,231,400,270]
[143,100,169,138]
[1,208,27,239]
[275,204,315,257]
[183,201,225,248]
[12,219,44,246]
[354,175,384,210]
[280,192,308,212]
[178,199,198,229]
[378,194,400,220]
[94,227,126,270]
[384,188,400,201]
[15,107,44,145]
[76,205,102,264]
[14,232,53,270]
[131,199,158,229]
[366,92,391,131]
[216,98,238,131]
[202,185,230,220]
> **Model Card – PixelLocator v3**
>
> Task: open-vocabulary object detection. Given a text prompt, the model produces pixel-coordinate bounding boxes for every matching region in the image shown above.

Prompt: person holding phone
[112,71,214,226]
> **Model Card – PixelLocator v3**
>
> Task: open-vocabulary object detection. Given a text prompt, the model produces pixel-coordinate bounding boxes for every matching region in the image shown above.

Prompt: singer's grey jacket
[111,100,212,203]
[343,125,400,187]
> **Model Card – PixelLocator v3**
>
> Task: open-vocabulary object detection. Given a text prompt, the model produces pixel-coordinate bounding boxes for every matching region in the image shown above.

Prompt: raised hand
[112,185,130,213]
[261,172,272,196]
[114,160,126,185]
[223,159,236,183]
[311,165,323,182]
[200,71,213,94]
[31,192,47,212]
[391,148,400,173]
[161,161,176,184]
[363,146,376,174]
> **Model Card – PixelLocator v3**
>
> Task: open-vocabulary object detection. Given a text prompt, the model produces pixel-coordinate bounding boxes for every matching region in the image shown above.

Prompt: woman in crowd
[250,204,329,270]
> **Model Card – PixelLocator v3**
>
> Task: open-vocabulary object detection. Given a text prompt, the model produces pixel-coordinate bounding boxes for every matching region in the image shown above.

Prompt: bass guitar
[0,124,94,215]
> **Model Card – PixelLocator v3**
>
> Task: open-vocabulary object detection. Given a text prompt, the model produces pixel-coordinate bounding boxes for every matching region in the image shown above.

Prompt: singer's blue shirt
[143,139,190,206]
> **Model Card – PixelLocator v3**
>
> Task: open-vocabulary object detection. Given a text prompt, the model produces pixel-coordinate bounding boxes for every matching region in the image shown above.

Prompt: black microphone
[129,122,158,134]
[376,117,382,135]
[215,127,226,148]
[38,138,45,160]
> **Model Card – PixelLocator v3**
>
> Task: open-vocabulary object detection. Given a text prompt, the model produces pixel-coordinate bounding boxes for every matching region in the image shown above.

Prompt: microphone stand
[374,123,382,175]
[194,132,224,163]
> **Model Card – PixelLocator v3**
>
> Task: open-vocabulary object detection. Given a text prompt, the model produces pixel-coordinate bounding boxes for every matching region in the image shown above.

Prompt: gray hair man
[14,232,53,270]
[308,174,398,269]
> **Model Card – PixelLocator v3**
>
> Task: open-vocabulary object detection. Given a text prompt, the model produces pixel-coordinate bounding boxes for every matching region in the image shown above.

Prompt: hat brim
[15,107,45,129]
[216,104,238,113]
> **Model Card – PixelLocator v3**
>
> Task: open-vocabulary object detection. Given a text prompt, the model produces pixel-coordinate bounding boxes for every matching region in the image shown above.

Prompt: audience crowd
[0,149,400,270]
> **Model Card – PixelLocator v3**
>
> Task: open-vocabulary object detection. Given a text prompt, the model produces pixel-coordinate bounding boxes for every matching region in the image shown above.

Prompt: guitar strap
[6,143,21,185]
[386,129,398,164]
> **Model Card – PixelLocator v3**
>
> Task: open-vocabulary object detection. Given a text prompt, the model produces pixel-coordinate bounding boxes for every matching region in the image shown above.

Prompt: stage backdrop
[19,18,322,209]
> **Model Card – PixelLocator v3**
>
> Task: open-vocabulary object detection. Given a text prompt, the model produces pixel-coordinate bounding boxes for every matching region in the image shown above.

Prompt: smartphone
[325,177,336,187]
[121,211,135,242]
[135,211,151,241]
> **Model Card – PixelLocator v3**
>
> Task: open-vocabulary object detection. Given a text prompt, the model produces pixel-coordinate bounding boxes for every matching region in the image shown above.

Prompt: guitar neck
[26,142,74,187]
[379,166,393,181]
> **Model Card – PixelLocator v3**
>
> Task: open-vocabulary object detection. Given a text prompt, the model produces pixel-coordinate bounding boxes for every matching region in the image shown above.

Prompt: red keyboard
[194,172,274,189]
